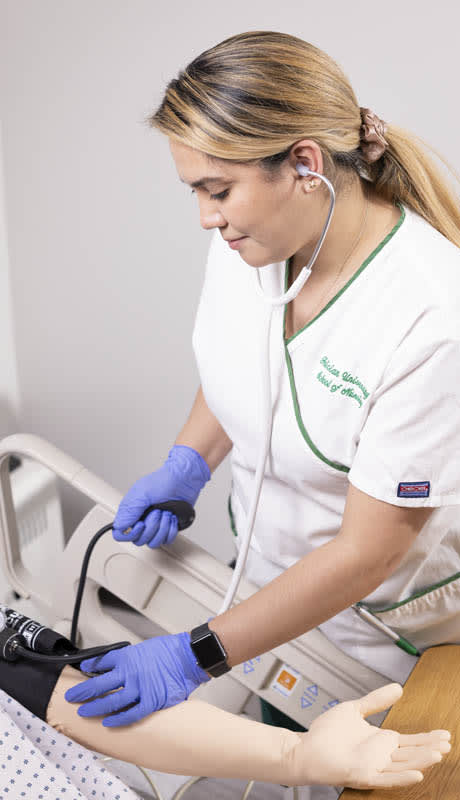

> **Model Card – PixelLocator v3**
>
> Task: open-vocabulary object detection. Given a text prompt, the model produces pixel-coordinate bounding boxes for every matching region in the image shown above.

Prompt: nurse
[65,28,460,748]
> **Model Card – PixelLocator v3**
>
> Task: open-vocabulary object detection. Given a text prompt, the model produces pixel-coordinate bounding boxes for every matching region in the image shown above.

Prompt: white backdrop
[1,0,459,559]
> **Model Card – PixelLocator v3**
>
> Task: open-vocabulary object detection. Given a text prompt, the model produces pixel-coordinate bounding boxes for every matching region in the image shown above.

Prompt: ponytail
[370,125,460,247]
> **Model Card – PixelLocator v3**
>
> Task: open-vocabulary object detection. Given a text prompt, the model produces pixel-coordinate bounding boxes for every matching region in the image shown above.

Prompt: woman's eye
[210,189,229,201]
[190,189,229,201]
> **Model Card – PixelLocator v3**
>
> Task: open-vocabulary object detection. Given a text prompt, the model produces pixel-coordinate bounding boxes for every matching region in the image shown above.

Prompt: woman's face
[169,139,327,268]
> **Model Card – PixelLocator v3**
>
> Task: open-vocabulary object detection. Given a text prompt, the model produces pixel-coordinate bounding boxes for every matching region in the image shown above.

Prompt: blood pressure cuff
[0,655,64,721]
[1,606,74,655]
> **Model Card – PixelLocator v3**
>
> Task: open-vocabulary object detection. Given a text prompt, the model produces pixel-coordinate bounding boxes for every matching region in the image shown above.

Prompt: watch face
[195,633,226,667]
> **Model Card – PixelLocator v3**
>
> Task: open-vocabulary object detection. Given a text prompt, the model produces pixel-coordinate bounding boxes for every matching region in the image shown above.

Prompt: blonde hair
[149,30,460,247]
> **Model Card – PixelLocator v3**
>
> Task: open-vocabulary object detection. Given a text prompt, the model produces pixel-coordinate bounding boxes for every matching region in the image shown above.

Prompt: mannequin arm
[47,668,449,789]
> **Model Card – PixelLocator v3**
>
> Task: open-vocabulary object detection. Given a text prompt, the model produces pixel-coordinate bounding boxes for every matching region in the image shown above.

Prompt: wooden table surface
[340,645,460,799]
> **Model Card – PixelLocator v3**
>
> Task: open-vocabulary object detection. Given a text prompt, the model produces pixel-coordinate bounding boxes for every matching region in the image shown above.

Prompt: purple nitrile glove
[112,444,210,548]
[64,631,210,727]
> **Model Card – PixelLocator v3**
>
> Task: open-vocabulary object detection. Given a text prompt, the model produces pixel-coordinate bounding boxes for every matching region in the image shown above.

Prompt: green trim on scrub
[283,202,406,473]
[285,346,350,473]
[283,202,406,345]
[361,569,460,614]
[227,493,238,537]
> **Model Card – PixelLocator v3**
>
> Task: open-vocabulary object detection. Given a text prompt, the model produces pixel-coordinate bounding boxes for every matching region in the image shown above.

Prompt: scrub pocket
[364,571,460,653]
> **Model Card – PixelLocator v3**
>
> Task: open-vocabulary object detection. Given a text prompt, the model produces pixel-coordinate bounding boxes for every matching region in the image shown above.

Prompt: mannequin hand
[64,632,210,727]
[112,445,210,547]
[284,683,451,789]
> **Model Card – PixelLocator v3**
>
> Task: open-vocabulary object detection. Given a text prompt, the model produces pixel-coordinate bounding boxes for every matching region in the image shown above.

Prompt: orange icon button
[277,669,297,691]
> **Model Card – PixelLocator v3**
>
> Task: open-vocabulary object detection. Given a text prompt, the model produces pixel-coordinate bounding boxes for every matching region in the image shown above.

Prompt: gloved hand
[64,631,210,727]
[112,444,211,548]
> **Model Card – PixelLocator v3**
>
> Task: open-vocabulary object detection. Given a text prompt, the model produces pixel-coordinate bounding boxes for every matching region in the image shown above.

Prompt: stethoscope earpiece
[296,163,312,177]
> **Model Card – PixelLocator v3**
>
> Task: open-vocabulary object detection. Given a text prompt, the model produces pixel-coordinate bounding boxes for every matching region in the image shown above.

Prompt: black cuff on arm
[0,656,64,721]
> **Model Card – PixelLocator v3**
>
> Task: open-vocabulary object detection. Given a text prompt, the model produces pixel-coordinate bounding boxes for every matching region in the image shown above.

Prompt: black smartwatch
[189,622,231,678]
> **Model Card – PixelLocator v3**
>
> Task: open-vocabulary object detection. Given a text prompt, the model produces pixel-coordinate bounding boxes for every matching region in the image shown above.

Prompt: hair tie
[359,107,389,163]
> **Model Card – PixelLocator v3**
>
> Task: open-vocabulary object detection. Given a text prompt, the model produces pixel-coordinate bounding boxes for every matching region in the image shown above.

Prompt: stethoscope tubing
[219,170,336,613]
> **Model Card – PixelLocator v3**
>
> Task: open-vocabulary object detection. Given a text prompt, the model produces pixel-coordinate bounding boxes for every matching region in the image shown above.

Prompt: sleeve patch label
[397,481,430,498]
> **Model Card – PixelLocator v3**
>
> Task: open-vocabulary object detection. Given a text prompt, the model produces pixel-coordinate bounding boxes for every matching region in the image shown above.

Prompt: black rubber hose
[70,500,195,646]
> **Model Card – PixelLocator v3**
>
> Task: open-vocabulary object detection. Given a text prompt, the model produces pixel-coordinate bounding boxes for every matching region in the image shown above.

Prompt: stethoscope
[218,164,420,658]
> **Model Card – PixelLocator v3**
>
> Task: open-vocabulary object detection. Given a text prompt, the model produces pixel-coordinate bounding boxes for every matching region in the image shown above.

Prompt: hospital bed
[0,433,391,796]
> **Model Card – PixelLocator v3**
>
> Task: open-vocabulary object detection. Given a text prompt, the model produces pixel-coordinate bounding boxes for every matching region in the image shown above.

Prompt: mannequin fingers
[385,749,443,771]
[391,740,451,762]
[438,739,451,753]
[392,742,451,761]
[398,730,451,747]
[355,683,403,717]
[360,770,423,788]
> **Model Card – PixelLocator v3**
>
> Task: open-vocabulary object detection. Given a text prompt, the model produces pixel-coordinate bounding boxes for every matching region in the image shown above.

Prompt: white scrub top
[192,202,460,682]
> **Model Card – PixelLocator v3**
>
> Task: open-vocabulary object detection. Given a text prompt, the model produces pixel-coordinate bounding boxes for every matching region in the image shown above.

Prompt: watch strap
[190,622,231,678]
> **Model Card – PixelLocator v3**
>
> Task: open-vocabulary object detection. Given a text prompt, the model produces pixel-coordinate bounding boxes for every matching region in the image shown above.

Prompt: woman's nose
[201,214,224,230]
[199,201,224,230]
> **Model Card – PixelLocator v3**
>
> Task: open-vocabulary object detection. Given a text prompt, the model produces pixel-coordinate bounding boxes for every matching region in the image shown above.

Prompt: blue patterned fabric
[0,690,140,799]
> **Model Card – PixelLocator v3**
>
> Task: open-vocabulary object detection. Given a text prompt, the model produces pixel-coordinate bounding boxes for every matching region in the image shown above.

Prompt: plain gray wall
[1,0,459,561]
[0,128,20,439]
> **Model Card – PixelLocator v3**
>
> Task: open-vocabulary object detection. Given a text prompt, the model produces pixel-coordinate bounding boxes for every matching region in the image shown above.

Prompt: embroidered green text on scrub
[317,355,370,407]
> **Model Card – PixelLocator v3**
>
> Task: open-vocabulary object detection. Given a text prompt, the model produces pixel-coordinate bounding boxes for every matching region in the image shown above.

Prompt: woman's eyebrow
[179,176,228,189]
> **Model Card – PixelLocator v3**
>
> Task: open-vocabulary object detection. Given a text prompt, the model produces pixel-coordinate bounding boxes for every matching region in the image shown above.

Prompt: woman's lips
[228,236,248,250]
